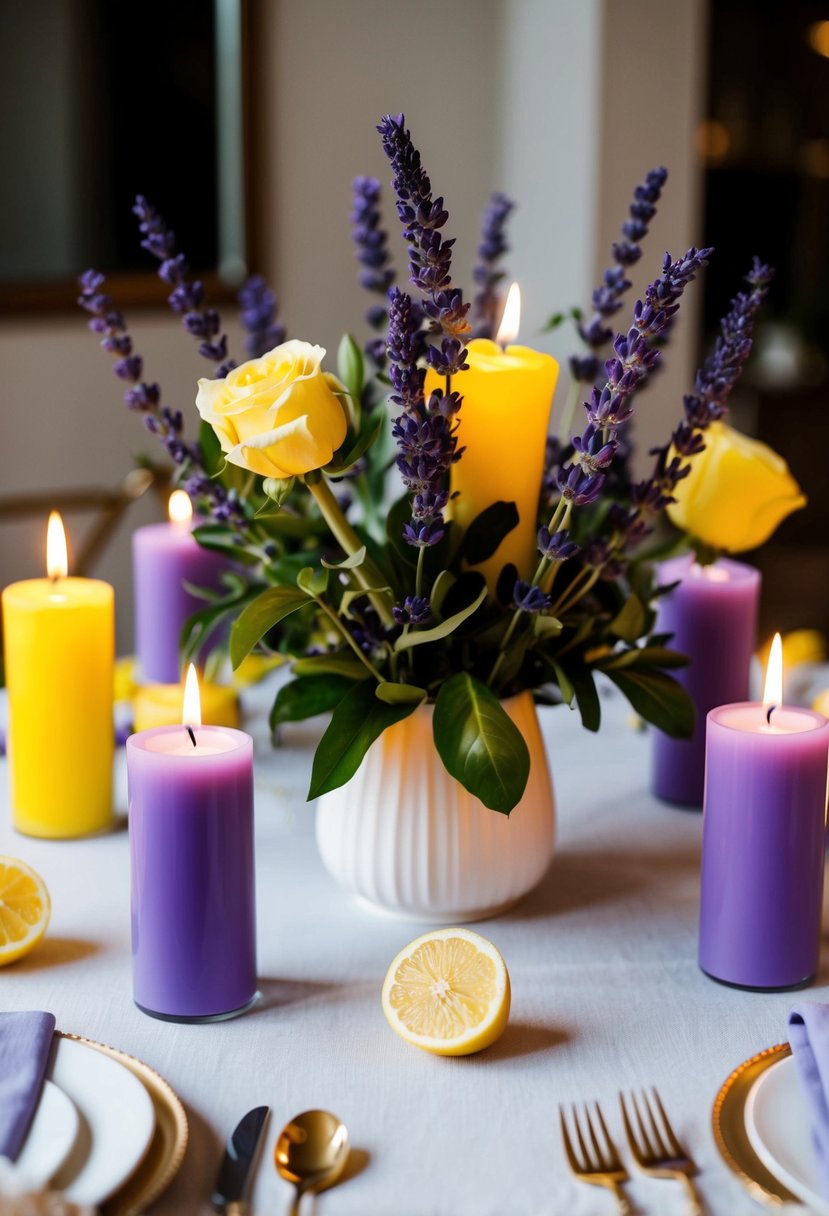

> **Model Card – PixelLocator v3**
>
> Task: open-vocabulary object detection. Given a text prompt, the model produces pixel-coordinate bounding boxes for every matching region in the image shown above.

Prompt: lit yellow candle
[2,513,114,837]
[425,284,558,588]
[133,677,239,731]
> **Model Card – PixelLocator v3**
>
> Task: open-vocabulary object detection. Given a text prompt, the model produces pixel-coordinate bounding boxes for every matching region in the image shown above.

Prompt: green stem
[551,567,601,619]
[415,547,426,599]
[305,474,395,628]
[312,594,385,683]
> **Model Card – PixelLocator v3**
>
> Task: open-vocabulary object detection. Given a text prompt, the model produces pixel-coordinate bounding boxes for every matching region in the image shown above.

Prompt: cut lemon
[381,927,510,1056]
[0,856,51,966]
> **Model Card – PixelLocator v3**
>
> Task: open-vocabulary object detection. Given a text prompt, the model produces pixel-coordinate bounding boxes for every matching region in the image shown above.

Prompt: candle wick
[187,725,197,748]
[766,705,776,725]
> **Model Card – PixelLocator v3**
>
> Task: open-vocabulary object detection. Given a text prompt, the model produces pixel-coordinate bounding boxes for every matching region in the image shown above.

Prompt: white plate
[744,1052,829,1215]
[48,1036,156,1205]
[14,1079,79,1188]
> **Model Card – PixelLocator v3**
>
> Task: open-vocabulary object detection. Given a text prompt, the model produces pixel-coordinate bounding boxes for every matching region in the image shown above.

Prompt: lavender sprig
[378,114,470,559]
[472,192,515,339]
[611,257,774,557]
[77,269,243,524]
[570,167,668,383]
[351,176,396,362]
[238,274,286,359]
[133,196,235,377]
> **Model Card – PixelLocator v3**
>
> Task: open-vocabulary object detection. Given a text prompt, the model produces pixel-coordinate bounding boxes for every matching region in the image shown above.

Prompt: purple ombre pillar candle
[132,491,226,683]
[699,701,829,990]
[651,554,760,807]
[127,723,257,1021]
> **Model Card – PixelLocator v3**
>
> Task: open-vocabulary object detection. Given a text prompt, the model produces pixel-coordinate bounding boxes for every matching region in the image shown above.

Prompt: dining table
[0,676,819,1215]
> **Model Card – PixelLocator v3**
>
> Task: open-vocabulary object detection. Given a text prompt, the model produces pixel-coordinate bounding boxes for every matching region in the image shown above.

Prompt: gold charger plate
[57,1032,188,1216]
[712,1042,799,1207]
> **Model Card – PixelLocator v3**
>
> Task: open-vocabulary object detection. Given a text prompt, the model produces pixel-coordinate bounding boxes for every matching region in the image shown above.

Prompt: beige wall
[0,0,707,652]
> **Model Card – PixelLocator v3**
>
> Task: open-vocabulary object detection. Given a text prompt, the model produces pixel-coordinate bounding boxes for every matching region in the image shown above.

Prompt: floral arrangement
[78,114,804,814]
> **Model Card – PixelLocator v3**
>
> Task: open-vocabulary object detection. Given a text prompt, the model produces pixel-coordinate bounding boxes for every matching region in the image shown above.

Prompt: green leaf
[269,675,353,731]
[609,593,646,643]
[337,333,364,403]
[293,653,369,680]
[327,411,385,475]
[605,669,695,738]
[308,681,418,799]
[375,682,428,706]
[191,524,261,566]
[429,569,455,615]
[393,585,488,652]
[321,546,366,571]
[532,614,563,638]
[569,666,601,732]
[432,673,530,814]
[551,661,575,707]
[198,420,224,477]
[296,566,329,597]
[458,501,520,565]
[340,586,391,617]
[229,586,310,668]
[598,645,689,671]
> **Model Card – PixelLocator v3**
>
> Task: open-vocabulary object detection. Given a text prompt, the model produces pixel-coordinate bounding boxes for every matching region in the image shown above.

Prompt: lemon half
[381,927,510,1056]
[0,856,51,966]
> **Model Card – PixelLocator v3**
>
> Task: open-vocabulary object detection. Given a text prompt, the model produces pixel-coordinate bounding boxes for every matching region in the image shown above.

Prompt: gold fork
[620,1088,704,1214]
[559,1102,634,1214]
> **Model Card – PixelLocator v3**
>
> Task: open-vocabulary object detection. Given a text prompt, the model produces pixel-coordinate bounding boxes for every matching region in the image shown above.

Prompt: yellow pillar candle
[133,679,239,731]
[2,513,114,837]
[425,295,558,588]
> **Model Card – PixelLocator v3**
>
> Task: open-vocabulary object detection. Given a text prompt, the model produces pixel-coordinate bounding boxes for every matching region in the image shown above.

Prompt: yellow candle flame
[762,632,783,710]
[168,490,193,525]
[46,511,68,579]
[182,663,202,728]
[495,282,521,346]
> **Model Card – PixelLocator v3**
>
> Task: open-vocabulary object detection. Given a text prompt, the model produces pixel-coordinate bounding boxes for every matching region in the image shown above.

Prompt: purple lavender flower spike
[238,274,286,359]
[133,195,236,378]
[351,177,396,355]
[392,595,432,626]
[570,167,668,382]
[472,192,515,339]
[513,581,552,613]
[537,527,579,562]
[610,258,773,556]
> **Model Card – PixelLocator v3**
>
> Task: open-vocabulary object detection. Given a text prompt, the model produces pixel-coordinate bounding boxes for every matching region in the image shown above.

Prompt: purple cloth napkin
[789,1002,829,1196]
[0,1011,56,1162]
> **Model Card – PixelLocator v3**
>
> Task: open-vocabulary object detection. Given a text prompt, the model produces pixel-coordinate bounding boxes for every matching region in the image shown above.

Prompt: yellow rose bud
[196,340,348,479]
[666,420,806,552]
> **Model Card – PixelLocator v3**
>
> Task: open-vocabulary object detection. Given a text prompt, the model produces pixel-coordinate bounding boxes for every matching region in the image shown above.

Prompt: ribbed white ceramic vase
[314,690,555,922]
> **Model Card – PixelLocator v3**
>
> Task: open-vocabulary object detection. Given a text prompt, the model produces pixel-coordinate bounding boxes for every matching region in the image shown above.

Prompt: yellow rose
[196,340,348,478]
[666,420,806,552]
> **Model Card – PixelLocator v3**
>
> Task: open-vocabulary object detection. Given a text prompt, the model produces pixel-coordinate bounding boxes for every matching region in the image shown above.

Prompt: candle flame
[762,632,784,710]
[182,663,202,728]
[168,490,193,525]
[46,511,68,579]
[495,282,521,346]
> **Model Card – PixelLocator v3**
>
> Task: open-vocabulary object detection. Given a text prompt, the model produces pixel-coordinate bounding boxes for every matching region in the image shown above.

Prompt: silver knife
[212,1105,270,1214]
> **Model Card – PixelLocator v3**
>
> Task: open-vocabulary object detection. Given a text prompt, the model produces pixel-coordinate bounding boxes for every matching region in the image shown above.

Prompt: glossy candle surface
[132,521,225,683]
[651,554,760,807]
[699,703,829,990]
[425,338,558,587]
[127,724,256,1020]
[2,577,114,837]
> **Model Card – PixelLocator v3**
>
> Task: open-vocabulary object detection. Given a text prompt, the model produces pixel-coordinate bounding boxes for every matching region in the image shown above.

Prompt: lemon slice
[381,927,510,1056]
[0,856,51,966]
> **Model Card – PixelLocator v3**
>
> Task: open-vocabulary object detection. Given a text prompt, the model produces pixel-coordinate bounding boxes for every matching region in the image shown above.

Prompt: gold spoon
[274,1109,350,1214]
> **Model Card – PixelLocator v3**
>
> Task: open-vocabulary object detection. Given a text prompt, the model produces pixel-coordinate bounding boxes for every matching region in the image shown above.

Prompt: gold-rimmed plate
[56,1032,188,1216]
[712,1042,799,1207]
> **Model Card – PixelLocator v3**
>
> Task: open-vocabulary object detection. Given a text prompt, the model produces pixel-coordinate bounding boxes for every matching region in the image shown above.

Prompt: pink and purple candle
[651,554,760,807]
[127,666,257,1021]
[699,636,829,990]
[132,491,226,683]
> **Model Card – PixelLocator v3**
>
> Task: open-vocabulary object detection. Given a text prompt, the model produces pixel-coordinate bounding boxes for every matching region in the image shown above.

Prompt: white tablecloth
[0,684,820,1216]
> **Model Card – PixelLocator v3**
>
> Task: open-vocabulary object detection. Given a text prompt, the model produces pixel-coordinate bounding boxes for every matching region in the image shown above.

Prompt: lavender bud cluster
[570,167,668,383]
[392,595,432,626]
[611,258,774,555]
[351,176,395,362]
[238,274,286,359]
[379,115,471,550]
[133,196,235,377]
[540,246,712,562]
[472,192,515,340]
